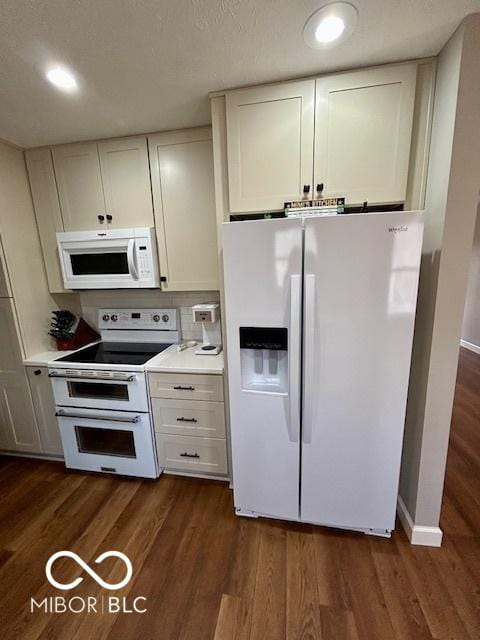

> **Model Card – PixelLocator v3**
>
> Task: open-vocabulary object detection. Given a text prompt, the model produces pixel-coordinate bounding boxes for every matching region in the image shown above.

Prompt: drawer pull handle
[173,385,195,391]
[180,452,200,459]
[177,417,198,423]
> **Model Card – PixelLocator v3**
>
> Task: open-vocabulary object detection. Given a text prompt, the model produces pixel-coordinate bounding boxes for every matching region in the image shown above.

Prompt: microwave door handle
[127,239,139,280]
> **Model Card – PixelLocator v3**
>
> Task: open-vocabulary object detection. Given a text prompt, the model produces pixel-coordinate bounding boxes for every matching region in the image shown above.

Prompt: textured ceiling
[1,0,480,148]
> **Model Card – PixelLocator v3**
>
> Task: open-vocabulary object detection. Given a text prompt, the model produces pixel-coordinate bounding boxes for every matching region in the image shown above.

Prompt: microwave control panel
[136,244,152,275]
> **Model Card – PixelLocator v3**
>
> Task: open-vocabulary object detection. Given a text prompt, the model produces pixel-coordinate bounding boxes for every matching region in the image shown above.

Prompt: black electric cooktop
[56,342,172,366]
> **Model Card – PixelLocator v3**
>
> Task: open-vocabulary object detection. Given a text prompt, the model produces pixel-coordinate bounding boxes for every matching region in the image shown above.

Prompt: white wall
[399,14,480,544]
[461,208,480,350]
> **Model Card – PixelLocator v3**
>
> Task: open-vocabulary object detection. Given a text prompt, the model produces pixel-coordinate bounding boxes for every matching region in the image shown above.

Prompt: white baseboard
[460,339,480,355]
[397,496,443,547]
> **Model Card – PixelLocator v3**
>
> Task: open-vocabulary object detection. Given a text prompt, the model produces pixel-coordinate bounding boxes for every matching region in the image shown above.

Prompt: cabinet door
[26,366,63,455]
[98,136,154,228]
[314,63,417,205]
[25,148,69,293]
[226,80,315,212]
[52,142,105,230]
[149,128,219,290]
[0,299,41,452]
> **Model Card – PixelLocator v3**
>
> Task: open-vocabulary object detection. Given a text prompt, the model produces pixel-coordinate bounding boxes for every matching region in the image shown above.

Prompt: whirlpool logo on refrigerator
[30,551,147,614]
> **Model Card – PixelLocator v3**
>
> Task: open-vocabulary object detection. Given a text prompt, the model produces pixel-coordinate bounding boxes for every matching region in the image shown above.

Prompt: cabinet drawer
[148,373,223,402]
[156,434,228,475]
[152,398,225,438]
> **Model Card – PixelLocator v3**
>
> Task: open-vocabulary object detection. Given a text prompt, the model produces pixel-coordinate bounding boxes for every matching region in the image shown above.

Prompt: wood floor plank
[337,536,397,640]
[213,594,240,640]
[370,538,433,640]
[223,515,262,640]
[105,478,213,639]
[313,530,353,610]
[178,489,239,640]
[394,527,471,639]
[249,523,287,640]
[429,535,480,639]
[286,528,322,640]
[319,606,360,640]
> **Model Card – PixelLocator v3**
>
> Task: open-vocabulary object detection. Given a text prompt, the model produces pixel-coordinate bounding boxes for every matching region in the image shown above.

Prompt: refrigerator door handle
[303,274,316,444]
[288,274,301,443]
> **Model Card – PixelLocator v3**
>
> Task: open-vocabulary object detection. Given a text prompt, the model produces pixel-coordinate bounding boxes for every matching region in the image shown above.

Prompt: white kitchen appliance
[222,211,424,536]
[57,227,160,289]
[49,308,180,478]
[192,303,222,355]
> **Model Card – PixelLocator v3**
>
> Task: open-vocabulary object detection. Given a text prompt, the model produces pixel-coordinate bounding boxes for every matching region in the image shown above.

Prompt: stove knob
[102,314,110,322]
[111,314,118,322]
[153,314,160,322]
[162,314,169,323]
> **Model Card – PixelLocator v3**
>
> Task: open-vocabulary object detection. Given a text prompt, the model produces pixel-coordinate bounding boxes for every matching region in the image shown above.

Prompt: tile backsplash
[80,290,221,341]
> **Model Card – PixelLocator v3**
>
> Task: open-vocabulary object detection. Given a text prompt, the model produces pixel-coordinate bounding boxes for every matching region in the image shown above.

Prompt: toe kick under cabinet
[148,372,228,478]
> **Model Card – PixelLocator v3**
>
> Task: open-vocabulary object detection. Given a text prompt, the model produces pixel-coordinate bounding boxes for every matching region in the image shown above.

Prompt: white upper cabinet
[149,127,219,291]
[226,80,315,213]
[52,137,153,231]
[314,63,417,205]
[52,142,105,230]
[98,136,154,228]
[25,147,68,293]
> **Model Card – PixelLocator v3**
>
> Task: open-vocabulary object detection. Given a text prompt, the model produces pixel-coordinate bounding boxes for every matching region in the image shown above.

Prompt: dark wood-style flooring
[0,347,479,639]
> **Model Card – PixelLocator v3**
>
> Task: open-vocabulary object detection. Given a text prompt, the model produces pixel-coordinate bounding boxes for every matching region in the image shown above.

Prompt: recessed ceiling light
[46,66,78,92]
[315,15,345,43]
[304,2,358,49]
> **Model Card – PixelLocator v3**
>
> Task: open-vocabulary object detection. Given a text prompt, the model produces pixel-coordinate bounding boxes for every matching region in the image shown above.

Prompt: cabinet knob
[303,184,311,194]
[98,215,105,223]
[316,183,324,194]
[34,369,42,376]
[106,214,113,222]
[160,276,167,283]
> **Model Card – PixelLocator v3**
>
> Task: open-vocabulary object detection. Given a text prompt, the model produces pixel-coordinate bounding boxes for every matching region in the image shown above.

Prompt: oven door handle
[55,410,140,424]
[48,372,136,382]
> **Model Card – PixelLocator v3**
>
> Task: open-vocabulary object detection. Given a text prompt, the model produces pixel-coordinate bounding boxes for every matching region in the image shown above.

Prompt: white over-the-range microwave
[57,227,160,289]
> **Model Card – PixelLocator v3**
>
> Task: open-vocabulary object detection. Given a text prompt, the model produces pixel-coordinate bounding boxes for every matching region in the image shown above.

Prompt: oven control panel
[98,308,178,331]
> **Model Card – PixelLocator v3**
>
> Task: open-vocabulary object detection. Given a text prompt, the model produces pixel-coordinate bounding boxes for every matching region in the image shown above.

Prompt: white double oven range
[49,309,180,478]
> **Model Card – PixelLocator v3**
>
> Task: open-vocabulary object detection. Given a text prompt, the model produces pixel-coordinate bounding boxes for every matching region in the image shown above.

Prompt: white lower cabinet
[149,372,228,478]
[155,434,228,475]
[151,398,225,439]
[148,372,224,402]
[26,366,63,456]
[0,298,42,453]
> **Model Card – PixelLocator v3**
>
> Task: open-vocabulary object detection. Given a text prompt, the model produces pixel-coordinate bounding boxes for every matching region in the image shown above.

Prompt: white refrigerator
[222,211,423,535]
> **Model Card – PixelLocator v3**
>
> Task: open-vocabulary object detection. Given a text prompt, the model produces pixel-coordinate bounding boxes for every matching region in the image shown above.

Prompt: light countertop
[24,350,74,367]
[146,345,224,375]
[24,344,224,375]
